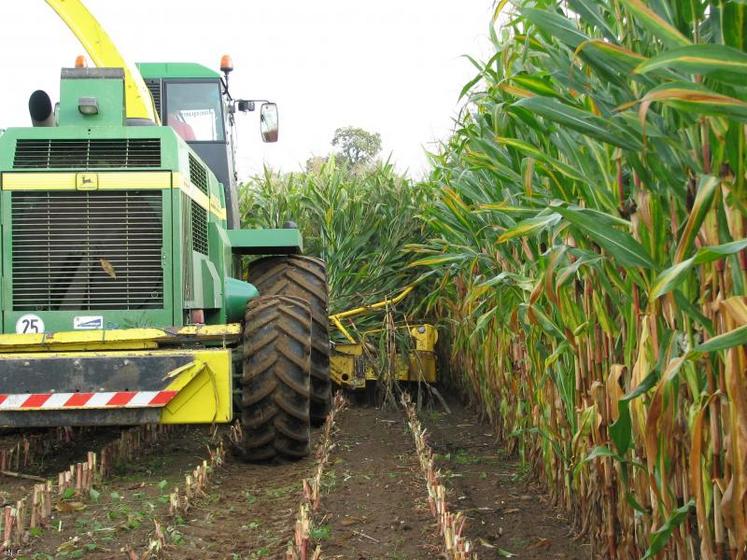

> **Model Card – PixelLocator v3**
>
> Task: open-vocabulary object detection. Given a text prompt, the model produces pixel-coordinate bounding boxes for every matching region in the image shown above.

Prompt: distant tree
[305,155,328,173]
[331,127,382,168]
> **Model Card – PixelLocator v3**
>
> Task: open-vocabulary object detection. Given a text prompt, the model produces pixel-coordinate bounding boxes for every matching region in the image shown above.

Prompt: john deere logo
[76,173,99,190]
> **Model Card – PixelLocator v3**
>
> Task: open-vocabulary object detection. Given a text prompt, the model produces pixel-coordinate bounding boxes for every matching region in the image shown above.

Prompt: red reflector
[21,394,52,408]
[106,392,136,406]
[0,395,6,405]
[149,391,178,406]
[64,393,94,407]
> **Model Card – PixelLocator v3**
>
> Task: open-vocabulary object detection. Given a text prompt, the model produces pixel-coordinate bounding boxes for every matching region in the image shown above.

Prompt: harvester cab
[0,0,330,462]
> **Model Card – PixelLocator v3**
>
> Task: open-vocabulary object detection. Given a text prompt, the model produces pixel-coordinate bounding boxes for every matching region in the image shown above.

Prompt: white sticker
[15,314,45,334]
[73,316,104,330]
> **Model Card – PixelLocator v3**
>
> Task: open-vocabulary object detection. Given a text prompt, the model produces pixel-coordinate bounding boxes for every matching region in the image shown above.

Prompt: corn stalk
[411,1,747,557]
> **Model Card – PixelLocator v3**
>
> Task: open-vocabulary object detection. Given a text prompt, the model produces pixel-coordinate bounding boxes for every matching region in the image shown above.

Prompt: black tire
[248,256,331,425]
[239,295,311,461]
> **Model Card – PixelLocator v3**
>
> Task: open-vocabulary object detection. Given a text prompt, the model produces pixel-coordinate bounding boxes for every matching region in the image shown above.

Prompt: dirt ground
[318,406,441,559]
[6,395,587,560]
[421,402,591,559]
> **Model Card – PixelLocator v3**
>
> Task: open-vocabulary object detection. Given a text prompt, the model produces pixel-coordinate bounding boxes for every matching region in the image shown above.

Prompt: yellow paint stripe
[2,171,172,190]
[0,324,241,349]
[172,171,226,220]
[210,195,227,221]
[2,169,227,218]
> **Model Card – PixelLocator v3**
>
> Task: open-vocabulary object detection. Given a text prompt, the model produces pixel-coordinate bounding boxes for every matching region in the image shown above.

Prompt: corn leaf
[619,0,690,47]
[642,500,695,559]
[651,238,747,298]
[692,325,747,354]
[673,175,719,262]
[641,82,747,122]
[498,213,561,243]
[609,370,659,455]
[513,97,642,150]
[635,44,747,80]
[521,8,588,49]
[554,206,655,268]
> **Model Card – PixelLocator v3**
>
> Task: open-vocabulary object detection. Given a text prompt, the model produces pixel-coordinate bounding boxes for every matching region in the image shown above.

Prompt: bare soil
[422,402,591,559]
[8,395,587,560]
[318,406,441,559]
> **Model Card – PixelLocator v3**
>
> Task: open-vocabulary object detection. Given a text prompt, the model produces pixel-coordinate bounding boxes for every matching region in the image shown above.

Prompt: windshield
[165,82,225,142]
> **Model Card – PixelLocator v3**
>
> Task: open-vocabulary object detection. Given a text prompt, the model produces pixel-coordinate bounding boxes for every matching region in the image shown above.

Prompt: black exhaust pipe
[29,90,55,127]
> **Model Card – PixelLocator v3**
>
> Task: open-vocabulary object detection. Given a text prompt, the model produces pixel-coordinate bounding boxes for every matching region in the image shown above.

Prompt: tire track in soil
[162,435,320,560]
[319,406,440,560]
[422,402,591,559]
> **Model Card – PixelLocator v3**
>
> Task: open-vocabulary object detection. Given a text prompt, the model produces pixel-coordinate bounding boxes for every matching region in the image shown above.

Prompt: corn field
[409,1,747,557]
[238,1,747,555]
[240,158,430,328]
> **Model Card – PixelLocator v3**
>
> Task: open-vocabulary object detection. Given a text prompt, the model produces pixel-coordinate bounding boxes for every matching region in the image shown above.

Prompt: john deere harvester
[0,1,330,461]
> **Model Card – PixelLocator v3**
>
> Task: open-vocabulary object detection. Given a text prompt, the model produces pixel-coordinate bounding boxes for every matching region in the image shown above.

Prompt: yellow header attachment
[45,0,159,124]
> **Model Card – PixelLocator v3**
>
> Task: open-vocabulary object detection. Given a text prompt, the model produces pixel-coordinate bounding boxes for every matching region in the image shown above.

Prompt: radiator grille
[188,154,208,193]
[145,80,162,119]
[191,200,209,255]
[13,139,161,169]
[181,193,194,302]
[11,191,164,311]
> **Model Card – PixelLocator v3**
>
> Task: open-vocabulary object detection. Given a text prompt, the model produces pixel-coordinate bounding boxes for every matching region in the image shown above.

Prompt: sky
[0,1,494,180]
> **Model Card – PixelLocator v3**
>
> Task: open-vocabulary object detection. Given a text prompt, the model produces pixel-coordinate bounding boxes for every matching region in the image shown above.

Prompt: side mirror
[260,102,279,143]
[237,100,255,112]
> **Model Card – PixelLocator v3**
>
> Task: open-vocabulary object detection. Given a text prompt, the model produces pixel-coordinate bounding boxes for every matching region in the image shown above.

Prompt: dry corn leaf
[100,258,117,279]
[56,500,86,513]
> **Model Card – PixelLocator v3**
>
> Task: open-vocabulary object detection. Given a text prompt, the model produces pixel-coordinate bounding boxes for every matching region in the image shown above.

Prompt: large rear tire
[239,295,311,462]
[248,256,332,425]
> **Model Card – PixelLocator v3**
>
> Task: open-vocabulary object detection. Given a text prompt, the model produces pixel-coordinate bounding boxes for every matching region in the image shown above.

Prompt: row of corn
[409,1,747,558]
[401,393,476,559]
[287,393,347,560]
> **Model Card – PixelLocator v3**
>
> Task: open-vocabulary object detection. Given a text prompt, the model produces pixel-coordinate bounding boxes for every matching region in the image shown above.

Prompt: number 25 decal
[15,314,45,334]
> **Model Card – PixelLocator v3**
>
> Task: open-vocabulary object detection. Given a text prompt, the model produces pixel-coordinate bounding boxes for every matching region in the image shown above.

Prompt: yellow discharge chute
[45,0,159,124]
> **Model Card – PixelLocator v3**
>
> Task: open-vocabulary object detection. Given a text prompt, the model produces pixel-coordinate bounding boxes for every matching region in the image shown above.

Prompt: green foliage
[240,158,431,335]
[410,0,747,557]
[331,126,382,168]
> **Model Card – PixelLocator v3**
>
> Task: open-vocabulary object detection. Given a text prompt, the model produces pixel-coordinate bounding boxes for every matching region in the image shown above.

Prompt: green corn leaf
[642,500,695,559]
[619,0,690,47]
[498,212,562,243]
[651,238,747,298]
[610,370,659,455]
[692,325,747,355]
[554,206,655,269]
[635,44,747,82]
[575,40,648,71]
[566,0,618,42]
[626,492,648,514]
[408,254,467,268]
[513,97,642,151]
[521,8,588,49]
[510,74,561,98]
[575,446,624,477]
[641,82,747,122]
[673,175,719,263]
[496,137,585,181]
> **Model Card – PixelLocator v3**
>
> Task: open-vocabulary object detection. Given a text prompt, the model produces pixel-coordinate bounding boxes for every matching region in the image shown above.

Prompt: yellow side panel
[161,349,232,424]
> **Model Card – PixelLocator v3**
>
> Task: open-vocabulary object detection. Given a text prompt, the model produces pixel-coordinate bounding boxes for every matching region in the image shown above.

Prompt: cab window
[165,82,225,142]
